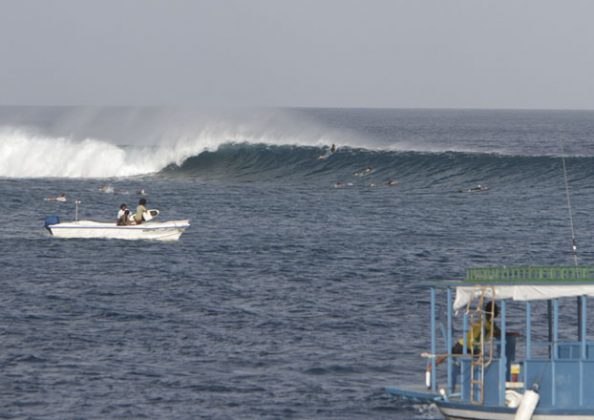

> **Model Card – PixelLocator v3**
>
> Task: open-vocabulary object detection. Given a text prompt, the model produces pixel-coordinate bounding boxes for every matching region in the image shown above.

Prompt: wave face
[163,144,594,191]
[1,107,594,181]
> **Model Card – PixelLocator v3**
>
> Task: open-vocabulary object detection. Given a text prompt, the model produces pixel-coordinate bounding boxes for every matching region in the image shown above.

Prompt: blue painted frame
[429,289,593,410]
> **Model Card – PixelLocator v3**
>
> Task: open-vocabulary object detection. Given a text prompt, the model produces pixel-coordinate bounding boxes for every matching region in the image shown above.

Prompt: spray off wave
[0,130,155,178]
[0,126,342,178]
[0,106,350,178]
[0,129,246,178]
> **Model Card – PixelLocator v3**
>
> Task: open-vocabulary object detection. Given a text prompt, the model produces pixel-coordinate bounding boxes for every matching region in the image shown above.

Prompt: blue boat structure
[386,266,594,419]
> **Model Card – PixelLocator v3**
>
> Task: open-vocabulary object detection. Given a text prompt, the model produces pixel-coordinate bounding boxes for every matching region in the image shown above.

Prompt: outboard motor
[44,215,60,232]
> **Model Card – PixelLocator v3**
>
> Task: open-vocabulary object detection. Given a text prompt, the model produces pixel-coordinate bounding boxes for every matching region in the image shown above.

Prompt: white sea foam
[0,127,340,178]
[0,130,155,178]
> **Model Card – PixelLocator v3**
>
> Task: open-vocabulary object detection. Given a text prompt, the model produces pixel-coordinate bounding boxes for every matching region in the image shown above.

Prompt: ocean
[1,107,594,419]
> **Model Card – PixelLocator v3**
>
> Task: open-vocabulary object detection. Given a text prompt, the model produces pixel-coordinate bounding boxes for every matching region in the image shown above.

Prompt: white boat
[44,215,190,241]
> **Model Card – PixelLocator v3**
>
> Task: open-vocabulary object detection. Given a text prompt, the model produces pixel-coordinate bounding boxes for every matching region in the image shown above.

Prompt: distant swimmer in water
[45,193,66,202]
[459,184,489,193]
[353,166,374,176]
[99,184,114,193]
[386,179,399,186]
[330,144,337,153]
[136,189,146,195]
[334,181,353,188]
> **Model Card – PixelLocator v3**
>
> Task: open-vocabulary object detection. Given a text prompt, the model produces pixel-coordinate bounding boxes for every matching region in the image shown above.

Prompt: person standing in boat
[452,300,500,355]
[433,301,501,366]
[134,198,148,224]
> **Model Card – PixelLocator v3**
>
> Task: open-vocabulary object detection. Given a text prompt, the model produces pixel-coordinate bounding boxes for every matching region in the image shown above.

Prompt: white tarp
[453,285,594,311]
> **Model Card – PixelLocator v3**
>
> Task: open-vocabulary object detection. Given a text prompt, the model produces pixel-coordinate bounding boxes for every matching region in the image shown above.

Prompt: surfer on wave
[318,144,338,160]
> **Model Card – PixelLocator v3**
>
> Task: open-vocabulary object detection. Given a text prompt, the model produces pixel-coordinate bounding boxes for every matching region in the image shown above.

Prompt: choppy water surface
[1,108,594,418]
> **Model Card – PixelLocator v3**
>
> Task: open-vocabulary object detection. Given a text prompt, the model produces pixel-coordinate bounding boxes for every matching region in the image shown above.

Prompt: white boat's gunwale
[46,219,190,241]
[49,223,189,231]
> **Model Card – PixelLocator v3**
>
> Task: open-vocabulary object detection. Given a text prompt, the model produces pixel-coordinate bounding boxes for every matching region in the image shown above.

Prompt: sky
[1,0,594,109]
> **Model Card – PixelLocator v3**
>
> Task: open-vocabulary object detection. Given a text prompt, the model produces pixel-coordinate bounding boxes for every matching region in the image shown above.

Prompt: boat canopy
[453,266,594,311]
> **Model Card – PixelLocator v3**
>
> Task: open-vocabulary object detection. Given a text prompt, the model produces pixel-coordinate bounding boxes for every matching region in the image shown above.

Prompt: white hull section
[440,405,594,420]
[47,220,190,241]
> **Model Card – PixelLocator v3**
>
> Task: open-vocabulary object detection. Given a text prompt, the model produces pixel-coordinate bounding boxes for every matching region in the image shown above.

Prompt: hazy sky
[1,0,593,109]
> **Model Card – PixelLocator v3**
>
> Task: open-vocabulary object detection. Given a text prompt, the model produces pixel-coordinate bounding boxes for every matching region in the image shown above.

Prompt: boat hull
[386,386,594,419]
[438,402,594,420]
[47,220,190,241]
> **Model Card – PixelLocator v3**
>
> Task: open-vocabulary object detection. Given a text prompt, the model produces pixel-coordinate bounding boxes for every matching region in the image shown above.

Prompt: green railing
[465,266,594,283]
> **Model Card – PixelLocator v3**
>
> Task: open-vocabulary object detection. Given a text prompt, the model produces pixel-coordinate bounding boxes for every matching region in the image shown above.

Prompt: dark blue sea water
[1,107,594,418]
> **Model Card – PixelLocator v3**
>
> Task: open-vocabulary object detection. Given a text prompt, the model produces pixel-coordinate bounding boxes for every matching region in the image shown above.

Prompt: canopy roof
[453,266,594,311]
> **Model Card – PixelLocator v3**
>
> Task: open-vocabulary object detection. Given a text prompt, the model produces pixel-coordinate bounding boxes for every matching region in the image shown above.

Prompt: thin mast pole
[561,155,578,266]
[561,151,583,340]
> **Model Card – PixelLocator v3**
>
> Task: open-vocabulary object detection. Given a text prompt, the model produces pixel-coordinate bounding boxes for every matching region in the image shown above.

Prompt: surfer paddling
[45,193,66,202]
[353,166,374,176]
[459,184,488,193]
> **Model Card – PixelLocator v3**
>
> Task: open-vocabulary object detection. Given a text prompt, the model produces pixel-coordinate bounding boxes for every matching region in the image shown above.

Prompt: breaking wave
[0,130,159,178]
[0,128,336,179]
[1,107,593,187]
[1,127,593,190]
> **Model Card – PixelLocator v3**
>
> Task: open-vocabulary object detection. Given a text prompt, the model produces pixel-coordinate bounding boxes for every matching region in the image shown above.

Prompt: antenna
[561,153,578,267]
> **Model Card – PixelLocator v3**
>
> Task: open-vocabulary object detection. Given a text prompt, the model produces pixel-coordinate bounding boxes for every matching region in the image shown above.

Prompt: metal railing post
[431,288,437,393]
[499,300,507,406]
[447,288,453,394]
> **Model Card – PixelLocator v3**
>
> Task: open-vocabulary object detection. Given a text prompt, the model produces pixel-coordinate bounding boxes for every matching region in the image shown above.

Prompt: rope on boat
[561,153,578,267]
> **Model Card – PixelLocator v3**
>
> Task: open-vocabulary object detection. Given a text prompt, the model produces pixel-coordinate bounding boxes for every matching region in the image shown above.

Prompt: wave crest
[2,128,592,186]
[0,123,341,178]
[0,129,207,178]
